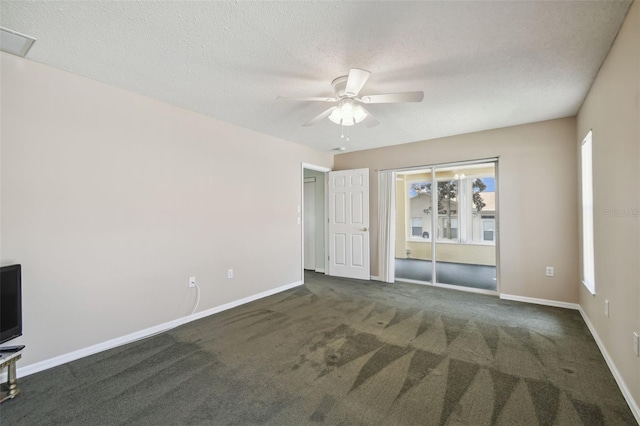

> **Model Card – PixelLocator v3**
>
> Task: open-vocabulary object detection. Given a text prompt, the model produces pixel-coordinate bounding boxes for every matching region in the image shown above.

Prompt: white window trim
[407,238,432,243]
[410,216,424,238]
[406,178,433,240]
[481,218,496,242]
[406,176,496,245]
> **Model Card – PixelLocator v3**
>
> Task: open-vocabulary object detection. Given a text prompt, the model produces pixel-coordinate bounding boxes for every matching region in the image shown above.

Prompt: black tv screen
[0,264,22,344]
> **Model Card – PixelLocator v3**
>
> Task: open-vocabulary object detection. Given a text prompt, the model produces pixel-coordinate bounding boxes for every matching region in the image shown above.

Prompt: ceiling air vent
[0,27,36,57]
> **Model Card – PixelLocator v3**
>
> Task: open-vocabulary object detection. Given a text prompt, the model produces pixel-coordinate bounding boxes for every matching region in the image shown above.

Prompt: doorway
[393,160,499,293]
[301,165,371,282]
[302,165,329,277]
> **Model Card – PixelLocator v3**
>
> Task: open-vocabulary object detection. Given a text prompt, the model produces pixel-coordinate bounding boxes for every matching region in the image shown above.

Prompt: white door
[328,168,370,280]
[304,180,316,270]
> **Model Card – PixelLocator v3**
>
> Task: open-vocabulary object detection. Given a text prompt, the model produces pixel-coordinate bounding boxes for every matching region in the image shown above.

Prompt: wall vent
[0,27,36,57]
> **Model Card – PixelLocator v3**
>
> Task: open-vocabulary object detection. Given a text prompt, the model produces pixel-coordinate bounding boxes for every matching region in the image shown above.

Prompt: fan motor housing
[331,76,349,98]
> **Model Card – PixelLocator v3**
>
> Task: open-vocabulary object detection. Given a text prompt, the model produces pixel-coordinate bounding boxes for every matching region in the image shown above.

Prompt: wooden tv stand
[0,351,22,403]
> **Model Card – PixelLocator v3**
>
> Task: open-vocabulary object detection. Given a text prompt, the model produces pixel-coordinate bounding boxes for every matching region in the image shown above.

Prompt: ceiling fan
[278,68,424,128]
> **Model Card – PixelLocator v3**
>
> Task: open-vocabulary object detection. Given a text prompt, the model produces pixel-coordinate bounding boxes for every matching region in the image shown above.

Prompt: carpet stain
[332,331,384,369]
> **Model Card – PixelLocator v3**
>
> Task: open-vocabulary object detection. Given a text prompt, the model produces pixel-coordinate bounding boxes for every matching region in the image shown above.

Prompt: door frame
[303,178,317,270]
[301,163,331,283]
[387,157,501,296]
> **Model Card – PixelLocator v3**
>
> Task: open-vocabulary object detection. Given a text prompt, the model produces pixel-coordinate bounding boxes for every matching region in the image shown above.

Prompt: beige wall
[577,0,640,413]
[335,117,579,302]
[403,242,496,267]
[0,53,333,368]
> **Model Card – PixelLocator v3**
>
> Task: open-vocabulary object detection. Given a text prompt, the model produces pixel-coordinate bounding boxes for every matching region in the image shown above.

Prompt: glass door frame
[392,157,500,295]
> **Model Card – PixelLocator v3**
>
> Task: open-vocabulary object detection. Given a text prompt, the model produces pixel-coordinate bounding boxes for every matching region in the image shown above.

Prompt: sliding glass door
[434,163,497,291]
[394,160,498,292]
[395,169,434,283]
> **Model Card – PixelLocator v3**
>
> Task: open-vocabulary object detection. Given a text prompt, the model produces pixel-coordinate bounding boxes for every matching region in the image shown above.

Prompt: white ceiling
[1,1,632,153]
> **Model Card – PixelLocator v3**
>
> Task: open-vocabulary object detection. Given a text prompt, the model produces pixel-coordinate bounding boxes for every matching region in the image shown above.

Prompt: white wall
[335,118,579,303]
[576,0,640,416]
[0,53,333,368]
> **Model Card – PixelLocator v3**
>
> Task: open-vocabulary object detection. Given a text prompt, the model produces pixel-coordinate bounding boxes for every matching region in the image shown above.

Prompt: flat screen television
[0,264,22,344]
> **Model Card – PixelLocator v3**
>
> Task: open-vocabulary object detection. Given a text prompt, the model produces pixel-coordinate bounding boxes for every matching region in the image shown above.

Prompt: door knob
[361,227,368,231]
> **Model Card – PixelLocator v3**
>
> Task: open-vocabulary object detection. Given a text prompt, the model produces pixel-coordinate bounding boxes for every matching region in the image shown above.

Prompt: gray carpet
[1,272,635,425]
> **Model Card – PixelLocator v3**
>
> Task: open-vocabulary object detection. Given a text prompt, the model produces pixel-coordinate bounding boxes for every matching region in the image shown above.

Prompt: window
[436,179,458,241]
[407,179,432,240]
[438,216,458,240]
[410,217,423,237]
[471,177,496,243]
[450,218,458,239]
[482,218,495,241]
[406,171,495,244]
[581,131,595,294]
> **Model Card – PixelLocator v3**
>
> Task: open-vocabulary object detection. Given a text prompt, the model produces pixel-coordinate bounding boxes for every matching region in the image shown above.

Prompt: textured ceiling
[1,1,632,153]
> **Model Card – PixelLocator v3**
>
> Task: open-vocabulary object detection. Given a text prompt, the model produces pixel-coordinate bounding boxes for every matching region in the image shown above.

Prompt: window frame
[581,130,596,294]
[406,178,433,242]
[410,216,424,238]
[481,218,495,242]
[405,174,495,245]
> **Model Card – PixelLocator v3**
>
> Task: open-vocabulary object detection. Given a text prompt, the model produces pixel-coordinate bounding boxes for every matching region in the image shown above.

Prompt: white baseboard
[314,268,325,273]
[370,275,380,281]
[394,277,428,285]
[578,307,640,424]
[393,278,497,296]
[13,280,303,380]
[499,293,579,310]
[435,282,498,296]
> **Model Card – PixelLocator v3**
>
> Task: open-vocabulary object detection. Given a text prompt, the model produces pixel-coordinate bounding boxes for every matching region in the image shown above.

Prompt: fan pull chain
[340,125,350,142]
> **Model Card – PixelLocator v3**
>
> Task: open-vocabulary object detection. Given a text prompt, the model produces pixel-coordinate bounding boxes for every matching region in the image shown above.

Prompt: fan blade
[345,69,371,97]
[359,105,380,128]
[359,91,424,104]
[278,96,337,102]
[302,106,337,127]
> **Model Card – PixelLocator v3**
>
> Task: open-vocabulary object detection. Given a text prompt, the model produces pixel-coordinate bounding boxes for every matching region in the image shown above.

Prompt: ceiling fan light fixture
[280,68,423,128]
[328,100,367,126]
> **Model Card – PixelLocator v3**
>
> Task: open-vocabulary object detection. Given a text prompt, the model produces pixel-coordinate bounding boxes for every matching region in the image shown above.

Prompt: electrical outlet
[188,276,196,288]
[545,266,554,277]
[227,269,233,279]
[604,300,609,318]
[634,332,639,357]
